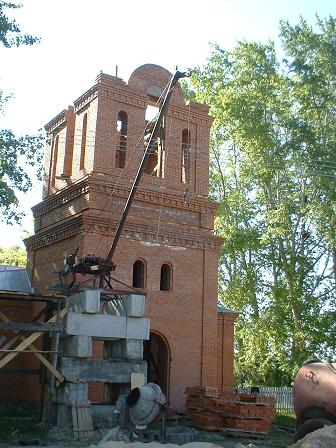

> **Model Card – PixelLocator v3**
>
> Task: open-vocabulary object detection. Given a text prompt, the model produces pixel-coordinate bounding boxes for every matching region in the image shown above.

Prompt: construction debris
[288,424,336,447]
[185,386,275,438]
[90,442,257,448]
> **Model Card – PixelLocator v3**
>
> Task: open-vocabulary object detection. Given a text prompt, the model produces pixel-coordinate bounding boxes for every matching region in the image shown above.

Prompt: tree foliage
[0,1,39,47]
[189,16,336,385]
[0,1,43,223]
[0,245,26,267]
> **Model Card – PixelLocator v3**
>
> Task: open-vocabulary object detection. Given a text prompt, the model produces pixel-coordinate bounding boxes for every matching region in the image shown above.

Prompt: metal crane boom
[107,69,188,262]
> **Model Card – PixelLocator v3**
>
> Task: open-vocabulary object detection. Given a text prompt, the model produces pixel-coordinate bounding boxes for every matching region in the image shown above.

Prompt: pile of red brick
[185,386,276,438]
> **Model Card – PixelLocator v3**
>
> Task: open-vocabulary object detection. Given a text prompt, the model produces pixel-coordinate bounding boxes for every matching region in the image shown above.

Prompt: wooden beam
[0,308,67,382]
[0,369,40,376]
[0,350,60,353]
[0,322,63,332]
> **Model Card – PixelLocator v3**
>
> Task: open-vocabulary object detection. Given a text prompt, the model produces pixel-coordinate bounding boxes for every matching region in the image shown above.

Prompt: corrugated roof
[217,300,240,315]
[0,266,33,293]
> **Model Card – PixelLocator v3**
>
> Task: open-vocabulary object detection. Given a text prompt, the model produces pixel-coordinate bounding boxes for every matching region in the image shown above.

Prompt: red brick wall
[217,313,238,391]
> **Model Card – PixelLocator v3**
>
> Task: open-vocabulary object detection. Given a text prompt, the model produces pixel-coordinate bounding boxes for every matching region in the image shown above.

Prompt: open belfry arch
[23,64,237,415]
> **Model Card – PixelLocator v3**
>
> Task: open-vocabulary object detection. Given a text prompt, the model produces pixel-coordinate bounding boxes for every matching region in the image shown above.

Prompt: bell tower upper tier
[43,64,213,200]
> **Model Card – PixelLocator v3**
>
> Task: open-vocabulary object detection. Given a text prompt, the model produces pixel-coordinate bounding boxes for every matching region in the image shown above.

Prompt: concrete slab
[63,335,92,357]
[67,289,100,314]
[65,312,150,340]
[59,357,147,382]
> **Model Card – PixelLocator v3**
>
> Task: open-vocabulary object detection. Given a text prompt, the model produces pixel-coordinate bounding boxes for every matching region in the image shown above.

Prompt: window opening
[133,259,145,288]
[51,135,59,187]
[160,263,172,291]
[116,111,127,169]
[80,113,87,170]
[144,105,165,178]
[181,129,191,183]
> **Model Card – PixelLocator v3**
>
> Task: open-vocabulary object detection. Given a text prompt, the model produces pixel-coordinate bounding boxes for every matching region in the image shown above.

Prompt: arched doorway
[143,332,170,400]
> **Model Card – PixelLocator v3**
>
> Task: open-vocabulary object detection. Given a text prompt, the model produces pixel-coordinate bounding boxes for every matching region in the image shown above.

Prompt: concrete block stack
[55,290,149,428]
[185,386,276,438]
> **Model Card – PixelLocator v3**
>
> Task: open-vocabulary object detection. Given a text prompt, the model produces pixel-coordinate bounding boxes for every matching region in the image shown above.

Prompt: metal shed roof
[0,266,33,293]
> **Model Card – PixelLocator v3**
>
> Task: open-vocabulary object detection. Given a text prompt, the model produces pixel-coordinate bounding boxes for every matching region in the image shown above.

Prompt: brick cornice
[32,174,218,218]
[25,213,222,252]
[24,216,83,251]
[44,109,67,133]
[32,178,90,217]
[73,85,99,113]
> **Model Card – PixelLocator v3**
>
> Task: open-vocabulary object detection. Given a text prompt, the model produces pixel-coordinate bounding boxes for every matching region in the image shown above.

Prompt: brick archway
[143,331,170,402]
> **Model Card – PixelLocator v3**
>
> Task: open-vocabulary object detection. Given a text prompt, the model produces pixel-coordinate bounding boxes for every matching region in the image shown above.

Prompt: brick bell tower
[25,64,235,410]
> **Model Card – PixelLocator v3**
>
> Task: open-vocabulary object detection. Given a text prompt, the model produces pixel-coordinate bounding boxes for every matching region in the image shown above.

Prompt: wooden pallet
[70,400,94,440]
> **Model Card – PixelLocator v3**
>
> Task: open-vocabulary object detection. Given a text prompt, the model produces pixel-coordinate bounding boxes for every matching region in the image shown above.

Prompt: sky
[0,0,336,248]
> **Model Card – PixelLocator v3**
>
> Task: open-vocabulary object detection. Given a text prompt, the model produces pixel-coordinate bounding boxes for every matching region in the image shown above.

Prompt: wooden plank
[71,400,93,439]
[0,350,60,353]
[0,334,21,358]
[0,322,63,332]
[0,308,67,371]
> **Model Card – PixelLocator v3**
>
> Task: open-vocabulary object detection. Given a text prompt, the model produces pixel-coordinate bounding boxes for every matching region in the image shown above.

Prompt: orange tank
[294,359,336,424]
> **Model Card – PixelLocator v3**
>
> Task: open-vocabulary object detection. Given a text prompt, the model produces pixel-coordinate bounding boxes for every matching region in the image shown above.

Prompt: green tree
[0,245,27,267]
[0,1,43,223]
[189,17,336,385]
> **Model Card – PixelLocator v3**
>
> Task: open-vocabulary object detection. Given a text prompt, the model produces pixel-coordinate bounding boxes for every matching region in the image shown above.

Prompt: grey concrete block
[63,335,92,357]
[122,294,145,317]
[59,357,147,383]
[104,339,143,360]
[65,312,150,340]
[57,381,88,405]
[57,404,72,427]
[67,290,100,314]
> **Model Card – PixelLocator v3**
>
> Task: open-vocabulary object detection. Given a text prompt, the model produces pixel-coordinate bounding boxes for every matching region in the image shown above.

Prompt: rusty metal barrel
[294,359,336,424]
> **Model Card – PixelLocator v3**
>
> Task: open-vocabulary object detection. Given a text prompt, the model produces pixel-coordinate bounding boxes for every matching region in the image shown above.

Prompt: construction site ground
[0,401,295,448]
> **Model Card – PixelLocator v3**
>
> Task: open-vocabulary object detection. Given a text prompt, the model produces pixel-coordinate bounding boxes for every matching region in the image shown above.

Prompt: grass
[0,401,47,443]
[0,401,297,447]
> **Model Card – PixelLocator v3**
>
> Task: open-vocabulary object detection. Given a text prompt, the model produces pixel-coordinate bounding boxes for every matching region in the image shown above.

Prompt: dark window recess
[144,105,165,178]
[133,260,145,288]
[116,111,127,169]
[80,113,88,170]
[160,263,171,291]
[181,128,191,183]
[51,134,59,187]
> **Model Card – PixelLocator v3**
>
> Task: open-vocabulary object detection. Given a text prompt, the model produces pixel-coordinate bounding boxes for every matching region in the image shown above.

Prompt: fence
[236,386,294,413]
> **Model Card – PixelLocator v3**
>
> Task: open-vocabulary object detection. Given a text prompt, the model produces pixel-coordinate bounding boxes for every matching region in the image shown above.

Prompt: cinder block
[57,381,88,405]
[67,290,100,314]
[63,335,92,358]
[104,339,143,360]
[122,294,145,317]
[57,404,72,427]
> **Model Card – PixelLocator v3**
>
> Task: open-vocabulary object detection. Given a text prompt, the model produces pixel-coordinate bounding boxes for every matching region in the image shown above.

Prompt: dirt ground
[0,424,294,448]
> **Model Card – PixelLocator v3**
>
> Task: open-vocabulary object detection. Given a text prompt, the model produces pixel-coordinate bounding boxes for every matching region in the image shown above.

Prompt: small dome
[128,64,185,106]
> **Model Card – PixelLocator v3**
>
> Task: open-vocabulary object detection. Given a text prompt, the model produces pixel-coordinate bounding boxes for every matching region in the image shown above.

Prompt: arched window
[181,129,191,184]
[51,134,59,188]
[144,105,165,178]
[160,263,172,291]
[116,111,127,168]
[133,259,146,288]
[80,113,87,170]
